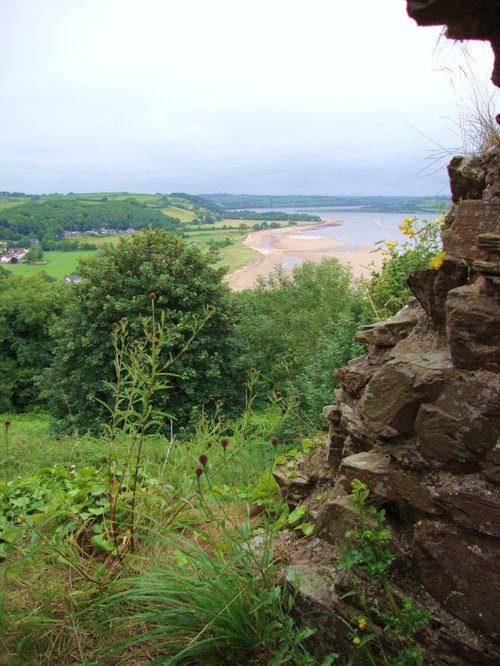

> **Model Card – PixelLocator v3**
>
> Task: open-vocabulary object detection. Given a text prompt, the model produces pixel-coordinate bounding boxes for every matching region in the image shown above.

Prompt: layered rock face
[280,74,500,666]
[280,6,500,662]
[281,150,500,664]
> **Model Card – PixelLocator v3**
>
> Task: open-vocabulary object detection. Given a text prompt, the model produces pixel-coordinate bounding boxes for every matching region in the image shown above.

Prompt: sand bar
[227,217,382,291]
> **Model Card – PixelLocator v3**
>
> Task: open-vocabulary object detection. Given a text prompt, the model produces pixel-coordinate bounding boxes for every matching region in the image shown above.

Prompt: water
[297,209,439,249]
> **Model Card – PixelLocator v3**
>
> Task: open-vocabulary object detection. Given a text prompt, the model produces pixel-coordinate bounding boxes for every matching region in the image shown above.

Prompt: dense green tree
[0,272,66,411]
[43,229,241,434]
[0,198,181,241]
[233,259,369,424]
[24,245,45,263]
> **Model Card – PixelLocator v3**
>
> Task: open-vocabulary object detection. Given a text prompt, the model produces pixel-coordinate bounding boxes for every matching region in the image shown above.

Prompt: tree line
[0,198,181,243]
[0,229,372,433]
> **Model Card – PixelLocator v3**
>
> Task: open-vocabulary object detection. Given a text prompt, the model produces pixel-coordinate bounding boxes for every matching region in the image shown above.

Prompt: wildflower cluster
[340,480,430,665]
[368,214,448,318]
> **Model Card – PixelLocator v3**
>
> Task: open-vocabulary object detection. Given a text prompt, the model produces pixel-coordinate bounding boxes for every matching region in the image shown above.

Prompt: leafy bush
[233,258,369,426]
[0,271,67,412]
[42,229,242,434]
[368,216,446,319]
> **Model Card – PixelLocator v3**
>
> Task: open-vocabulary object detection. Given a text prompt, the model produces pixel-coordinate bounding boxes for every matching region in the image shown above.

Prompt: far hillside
[202,193,450,214]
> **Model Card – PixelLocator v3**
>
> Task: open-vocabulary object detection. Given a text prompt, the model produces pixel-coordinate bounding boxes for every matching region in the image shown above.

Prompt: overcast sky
[0,0,497,196]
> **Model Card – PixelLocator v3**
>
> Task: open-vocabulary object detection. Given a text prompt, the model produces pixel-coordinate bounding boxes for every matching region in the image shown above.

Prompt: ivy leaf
[287,505,307,525]
[90,534,115,554]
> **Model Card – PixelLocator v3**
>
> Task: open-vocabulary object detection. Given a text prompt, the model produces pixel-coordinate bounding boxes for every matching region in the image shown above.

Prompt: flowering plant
[367,215,447,319]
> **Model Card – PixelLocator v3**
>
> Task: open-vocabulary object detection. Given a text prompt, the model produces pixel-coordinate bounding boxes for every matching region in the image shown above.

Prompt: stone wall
[280,148,499,665]
[278,5,500,661]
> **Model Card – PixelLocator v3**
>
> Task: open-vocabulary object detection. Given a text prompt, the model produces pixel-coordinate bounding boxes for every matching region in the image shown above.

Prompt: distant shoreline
[227,217,382,291]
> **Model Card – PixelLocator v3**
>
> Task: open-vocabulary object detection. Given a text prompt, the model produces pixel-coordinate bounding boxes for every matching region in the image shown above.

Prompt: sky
[0,0,497,196]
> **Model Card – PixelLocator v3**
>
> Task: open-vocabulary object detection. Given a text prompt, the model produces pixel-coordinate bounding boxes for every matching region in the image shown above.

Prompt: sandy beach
[227,218,382,291]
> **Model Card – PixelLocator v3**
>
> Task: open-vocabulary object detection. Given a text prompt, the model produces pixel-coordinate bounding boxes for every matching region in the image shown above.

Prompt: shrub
[233,258,369,426]
[42,229,241,434]
[367,216,446,319]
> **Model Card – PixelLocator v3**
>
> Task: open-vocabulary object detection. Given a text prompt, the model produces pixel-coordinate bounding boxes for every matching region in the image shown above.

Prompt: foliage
[42,229,242,434]
[367,216,446,319]
[97,529,324,666]
[440,54,500,158]
[0,197,181,242]
[339,480,431,665]
[0,375,333,664]
[233,258,369,425]
[23,245,45,263]
[224,209,321,222]
[206,193,449,214]
[0,271,67,412]
[0,463,164,560]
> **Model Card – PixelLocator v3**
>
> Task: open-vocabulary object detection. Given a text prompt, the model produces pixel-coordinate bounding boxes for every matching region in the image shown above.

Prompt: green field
[161,205,196,223]
[2,250,96,279]
[2,229,259,280]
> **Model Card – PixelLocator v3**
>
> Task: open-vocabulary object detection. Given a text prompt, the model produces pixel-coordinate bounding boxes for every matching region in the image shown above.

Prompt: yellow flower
[428,250,446,270]
[398,218,417,238]
[352,636,361,646]
[358,618,367,630]
[386,240,398,249]
[435,216,446,225]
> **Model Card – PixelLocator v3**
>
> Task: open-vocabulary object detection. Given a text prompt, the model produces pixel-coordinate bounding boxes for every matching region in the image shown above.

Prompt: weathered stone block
[416,371,500,471]
[340,451,436,512]
[335,355,378,397]
[285,563,356,660]
[362,352,452,438]
[482,445,500,484]
[354,316,418,348]
[322,404,340,423]
[414,520,500,639]
[314,494,360,543]
[442,200,500,262]
[430,475,500,538]
[446,285,500,372]
[339,403,379,449]
[406,259,469,328]
[447,155,487,202]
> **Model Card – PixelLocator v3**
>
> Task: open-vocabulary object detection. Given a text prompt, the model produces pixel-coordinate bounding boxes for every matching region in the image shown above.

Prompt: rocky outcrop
[280,56,500,666]
[280,7,500,664]
[406,1,500,87]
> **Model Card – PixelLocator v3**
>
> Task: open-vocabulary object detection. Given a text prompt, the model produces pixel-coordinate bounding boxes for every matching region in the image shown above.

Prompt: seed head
[220,438,229,448]
[281,407,288,414]
[121,317,128,324]
[154,331,161,339]
[149,292,156,300]
[280,486,289,496]
[271,436,279,446]
[275,391,283,399]
[199,454,208,466]
[4,419,12,427]
[293,395,300,403]
[250,367,257,374]
[201,411,208,418]
[216,399,223,407]
[112,322,118,330]
[195,468,203,478]
[162,326,169,333]
[207,304,214,312]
